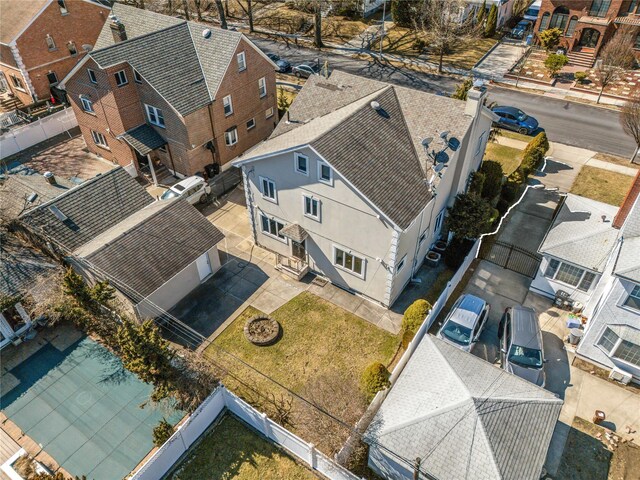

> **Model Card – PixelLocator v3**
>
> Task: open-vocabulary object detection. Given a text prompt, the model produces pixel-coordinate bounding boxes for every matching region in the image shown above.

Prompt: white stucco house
[531,173,640,382]
[466,0,518,28]
[234,71,495,308]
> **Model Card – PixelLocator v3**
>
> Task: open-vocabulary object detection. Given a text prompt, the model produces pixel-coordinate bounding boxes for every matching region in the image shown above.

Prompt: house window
[246,118,256,130]
[629,0,638,13]
[260,214,285,240]
[624,285,640,310]
[80,96,94,113]
[434,209,445,234]
[598,327,640,368]
[265,107,274,118]
[223,95,233,116]
[549,6,569,31]
[396,255,407,274]
[114,70,128,87]
[134,69,142,83]
[294,153,308,175]
[10,75,24,91]
[46,34,56,51]
[318,162,332,184]
[539,12,550,31]
[91,130,108,148]
[87,69,97,84]
[258,77,267,98]
[46,71,58,85]
[544,259,597,292]
[225,127,238,146]
[303,195,319,220]
[418,230,427,246]
[58,0,68,14]
[260,176,276,201]
[237,51,247,72]
[566,16,578,37]
[67,42,77,56]
[145,104,165,127]
[334,247,365,277]
[589,0,611,17]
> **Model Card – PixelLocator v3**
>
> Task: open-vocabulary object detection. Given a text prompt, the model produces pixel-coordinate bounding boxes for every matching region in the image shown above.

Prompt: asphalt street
[251,37,636,158]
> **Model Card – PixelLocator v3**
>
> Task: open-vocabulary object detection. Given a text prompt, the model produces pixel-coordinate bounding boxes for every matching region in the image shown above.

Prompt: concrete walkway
[473,41,524,81]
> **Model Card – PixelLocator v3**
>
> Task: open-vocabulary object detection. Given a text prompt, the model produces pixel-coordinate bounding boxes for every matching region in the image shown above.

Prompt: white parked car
[160,176,211,204]
[437,294,490,353]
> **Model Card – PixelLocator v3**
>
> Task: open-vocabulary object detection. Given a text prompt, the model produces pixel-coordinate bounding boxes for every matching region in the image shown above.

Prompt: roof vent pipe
[370,101,381,111]
[44,171,56,185]
[202,29,212,39]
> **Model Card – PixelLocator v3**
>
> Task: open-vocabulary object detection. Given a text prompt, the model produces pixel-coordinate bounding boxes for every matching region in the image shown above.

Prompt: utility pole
[413,457,422,480]
[380,0,387,57]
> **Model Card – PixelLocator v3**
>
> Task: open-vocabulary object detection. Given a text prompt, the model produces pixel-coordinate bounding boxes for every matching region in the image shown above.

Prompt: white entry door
[195,253,213,281]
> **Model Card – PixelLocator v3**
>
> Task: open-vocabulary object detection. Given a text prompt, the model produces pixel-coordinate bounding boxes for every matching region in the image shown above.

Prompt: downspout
[207,102,218,165]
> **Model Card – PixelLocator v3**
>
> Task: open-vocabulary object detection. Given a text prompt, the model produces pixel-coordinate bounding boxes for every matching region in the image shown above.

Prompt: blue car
[491,106,539,135]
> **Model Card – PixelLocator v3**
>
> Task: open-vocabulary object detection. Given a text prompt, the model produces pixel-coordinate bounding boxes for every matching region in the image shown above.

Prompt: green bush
[521,132,549,176]
[413,38,427,52]
[500,181,519,202]
[539,28,563,51]
[402,299,431,335]
[153,418,174,447]
[451,77,473,101]
[468,171,486,196]
[361,362,391,400]
[544,53,568,78]
[446,193,494,239]
[444,237,475,269]
[476,0,486,25]
[479,160,504,200]
[496,197,510,217]
[507,166,526,186]
[574,71,588,84]
[391,0,421,27]
[401,329,415,349]
[485,4,497,37]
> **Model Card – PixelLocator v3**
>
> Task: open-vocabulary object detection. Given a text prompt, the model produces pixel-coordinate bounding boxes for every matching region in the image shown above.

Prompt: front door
[292,240,306,261]
[195,253,213,281]
[578,28,600,48]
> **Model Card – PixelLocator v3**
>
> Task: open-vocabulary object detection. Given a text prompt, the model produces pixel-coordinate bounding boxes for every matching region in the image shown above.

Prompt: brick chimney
[613,169,640,229]
[110,15,127,43]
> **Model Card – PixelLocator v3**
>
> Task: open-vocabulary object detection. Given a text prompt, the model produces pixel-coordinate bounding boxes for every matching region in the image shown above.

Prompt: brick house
[0,0,110,106]
[59,3,278,182]
[535,0,640,67]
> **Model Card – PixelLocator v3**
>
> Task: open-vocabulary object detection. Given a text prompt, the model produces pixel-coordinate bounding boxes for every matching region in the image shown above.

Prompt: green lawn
[484,143,523,175]
[172,415,318,480]
[497,129,535,144]
[570,166,634,206]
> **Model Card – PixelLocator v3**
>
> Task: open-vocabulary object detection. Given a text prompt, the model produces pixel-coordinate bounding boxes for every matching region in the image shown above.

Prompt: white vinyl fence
[131,386,360,480]
[0,107,77,158]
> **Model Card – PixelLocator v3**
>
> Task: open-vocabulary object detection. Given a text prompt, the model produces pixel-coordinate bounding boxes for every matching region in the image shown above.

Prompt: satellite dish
[440,131,450,140]
[422,137,433,148]
[435,151,449,164]
[447,137,461,152]
[434,163,445,174]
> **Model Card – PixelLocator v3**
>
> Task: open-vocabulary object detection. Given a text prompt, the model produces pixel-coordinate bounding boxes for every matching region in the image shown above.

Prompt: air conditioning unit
[609,367,633,385]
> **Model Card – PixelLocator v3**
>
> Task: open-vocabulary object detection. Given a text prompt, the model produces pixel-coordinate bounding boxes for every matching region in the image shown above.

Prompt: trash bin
[569,328,584,345]
[593,410,606,424]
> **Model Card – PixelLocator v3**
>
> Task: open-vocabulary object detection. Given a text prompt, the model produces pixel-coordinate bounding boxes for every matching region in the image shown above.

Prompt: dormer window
[68,42,77,56]
[46,34,56,51]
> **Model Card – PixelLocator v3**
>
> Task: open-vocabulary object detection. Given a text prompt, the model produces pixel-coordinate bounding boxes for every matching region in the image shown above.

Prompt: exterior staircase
[0,94,23,112]
[567,50,596,69]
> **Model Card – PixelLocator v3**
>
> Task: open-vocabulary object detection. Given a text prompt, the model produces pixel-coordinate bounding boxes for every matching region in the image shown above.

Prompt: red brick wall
[0,65,32,105]
[15,0,109,100]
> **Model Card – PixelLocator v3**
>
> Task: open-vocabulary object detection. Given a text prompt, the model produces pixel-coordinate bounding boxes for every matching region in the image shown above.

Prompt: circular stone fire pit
[244,315,281,346]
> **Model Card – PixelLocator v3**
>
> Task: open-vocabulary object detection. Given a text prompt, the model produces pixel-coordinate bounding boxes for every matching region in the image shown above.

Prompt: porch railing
[276,253,308,273]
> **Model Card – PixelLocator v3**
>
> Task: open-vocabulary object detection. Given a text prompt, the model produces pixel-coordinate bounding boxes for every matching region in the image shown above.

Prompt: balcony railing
[276,253,310,280]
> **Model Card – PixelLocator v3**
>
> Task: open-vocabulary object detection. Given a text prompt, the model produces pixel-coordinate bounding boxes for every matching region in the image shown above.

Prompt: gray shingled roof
[614,196,640,282]
[121,124,167,156]
[0,168,74,219]
[90,3,243,116]
[20,168,154,252]
[365,335,562,480]
[79,199,224,298]
[239,71,472,229]
[279,223,308,243]
[539,194,620,272]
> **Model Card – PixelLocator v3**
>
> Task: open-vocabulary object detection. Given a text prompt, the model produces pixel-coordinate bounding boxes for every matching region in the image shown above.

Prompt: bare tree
[181,0,191,20]
[234,0,255,32]
[595,27,636,103]
[314,0,323,48]
[215,0,228,28]
[621,94,640,164]
[416,0,481,73]
[193,0,204,21]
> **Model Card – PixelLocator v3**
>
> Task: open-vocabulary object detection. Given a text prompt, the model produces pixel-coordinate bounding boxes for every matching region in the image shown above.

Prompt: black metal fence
[208,167,242,200]
[480,240,542,278]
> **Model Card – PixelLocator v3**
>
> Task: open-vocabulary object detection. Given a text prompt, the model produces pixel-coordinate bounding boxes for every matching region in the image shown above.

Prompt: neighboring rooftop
[0,0,49,44]
[365,335,562,480]
[0,168,74,219]
[87,3,246,116]
[239,71,474,229]
[20,167,154,252]
[77,199,224,297]
[614,177,640,283]
[538,194,620,272]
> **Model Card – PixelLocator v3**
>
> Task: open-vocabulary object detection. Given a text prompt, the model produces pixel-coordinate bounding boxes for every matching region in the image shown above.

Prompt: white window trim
[544,258,596,292]
[10,75,26,92]
[133,69,143,83]
[258,77,267,98]
[294,152,309,176]
[259,176,277,203]
[265,107,274,119]
[87,69,97,84]
[396,254,407,275]
[619,283,640,313]
[597,327,640,370]
[225,127,238,146]
[246,118,256,130]
[332,245,366,279]
[91,130,109,149]
[259,213,287,244]
[115,69,128,87]
[237,51,247,72]
[302,194,320,221]
[223,95,233,116]
[317,161,333,185]
[80,96,94,113]
[418,230,427,246]
[145,104,165,128]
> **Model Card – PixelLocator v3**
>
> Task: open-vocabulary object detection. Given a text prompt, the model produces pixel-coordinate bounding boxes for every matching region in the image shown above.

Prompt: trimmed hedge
[480,160,504,200]
[361,362,391,401]
[521,132,549,177]
[402,299,431,336]
[444,237,475,269]
[469,171,486,196]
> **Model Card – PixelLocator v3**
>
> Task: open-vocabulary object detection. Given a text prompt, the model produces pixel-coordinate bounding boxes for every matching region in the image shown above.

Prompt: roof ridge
[465,409,499,480]
[376,398,472,437]
[387,86,428,176]
[19,167,123,219]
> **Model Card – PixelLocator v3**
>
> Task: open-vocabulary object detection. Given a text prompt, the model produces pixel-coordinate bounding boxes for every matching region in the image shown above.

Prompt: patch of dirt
[572,358,640,394]
[556,417,640,480]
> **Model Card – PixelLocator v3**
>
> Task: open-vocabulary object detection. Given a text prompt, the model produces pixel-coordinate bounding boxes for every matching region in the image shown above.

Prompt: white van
[160,176,211,204]
[523,0,541,22]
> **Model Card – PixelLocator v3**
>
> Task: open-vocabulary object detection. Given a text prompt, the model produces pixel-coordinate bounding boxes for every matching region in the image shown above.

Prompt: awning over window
[280,223,308,243]
[120,124,167,156]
